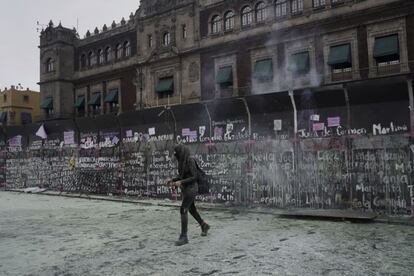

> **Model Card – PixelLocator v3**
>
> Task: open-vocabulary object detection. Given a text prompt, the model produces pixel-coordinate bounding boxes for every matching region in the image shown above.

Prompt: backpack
[194,159,210,194]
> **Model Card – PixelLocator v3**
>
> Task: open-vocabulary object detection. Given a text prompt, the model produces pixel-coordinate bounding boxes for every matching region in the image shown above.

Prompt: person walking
[168,145,210,246]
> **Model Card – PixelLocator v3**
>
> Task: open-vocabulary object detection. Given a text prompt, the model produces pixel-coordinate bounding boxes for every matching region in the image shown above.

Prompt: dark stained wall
[121,70,137,112]
[407,14,414,72]
[357,25,369,79]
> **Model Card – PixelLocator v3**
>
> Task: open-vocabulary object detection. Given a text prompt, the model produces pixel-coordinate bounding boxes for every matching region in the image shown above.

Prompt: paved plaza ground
[0,192,413,276]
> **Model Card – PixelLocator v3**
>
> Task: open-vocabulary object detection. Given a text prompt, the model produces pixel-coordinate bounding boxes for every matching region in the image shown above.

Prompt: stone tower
[39,21,78,119]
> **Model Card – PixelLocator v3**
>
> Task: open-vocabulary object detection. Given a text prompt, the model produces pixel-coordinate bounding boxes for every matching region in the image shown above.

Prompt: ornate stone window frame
[255,2,267,23]
[367,18,409,78]
[250,46,278,93]
[214,53,238,96]
[285,37,317,89]
[224,10,235,32]
[241,5,253,28]
[322,28,360,83]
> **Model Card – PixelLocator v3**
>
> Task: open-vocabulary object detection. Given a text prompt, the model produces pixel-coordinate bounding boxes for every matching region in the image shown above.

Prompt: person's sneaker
[201,223,210,236]
[175,235,188,246]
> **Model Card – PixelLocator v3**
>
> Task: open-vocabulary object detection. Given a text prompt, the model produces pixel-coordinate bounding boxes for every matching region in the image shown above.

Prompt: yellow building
[0,86,41,126]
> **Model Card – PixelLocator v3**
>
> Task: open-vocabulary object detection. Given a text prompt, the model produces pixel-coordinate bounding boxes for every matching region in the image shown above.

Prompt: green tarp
[216,66,233,84]
[74,95,85,108]
[104,90,119,103]
[88,93,101,106]
[40,97,53,109]
[289,52,310,74]
[156,77,174,93]
[328,44,351,66]
[253,59,273,79]
[373,34,399,59]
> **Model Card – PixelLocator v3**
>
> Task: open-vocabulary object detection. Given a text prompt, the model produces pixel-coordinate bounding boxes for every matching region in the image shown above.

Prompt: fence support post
[238,98,251,138]
[288,90,297,134]
[203,103,213,139]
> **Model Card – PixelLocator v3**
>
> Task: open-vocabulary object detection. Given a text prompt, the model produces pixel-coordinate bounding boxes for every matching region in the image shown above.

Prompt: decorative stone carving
[189,91,198,98]
[159,69,174,78]
[188,62,199,82]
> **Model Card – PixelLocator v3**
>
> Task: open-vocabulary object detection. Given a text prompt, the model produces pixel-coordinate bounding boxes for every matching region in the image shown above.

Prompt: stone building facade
[199,0,414,99]
[0,86,41,126]
[39,0,414,120]
[39,0,201,120]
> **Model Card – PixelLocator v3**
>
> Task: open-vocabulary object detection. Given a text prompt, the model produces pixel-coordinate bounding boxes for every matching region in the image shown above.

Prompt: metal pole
[288,90,297,134]
[167,107,177,138]
[203,103,213,138]
[238,97,251,137]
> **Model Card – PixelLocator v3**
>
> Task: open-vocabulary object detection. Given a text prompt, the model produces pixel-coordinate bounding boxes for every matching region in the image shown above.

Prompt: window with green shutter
[289,52,310,74]
[74,95,85,108]
[88,93,101,106]
[104,89,119,104]
[40,97,53,110]
[156,77,174,94]
[373,34,399,63]
[328,44,352,69]
[253,59,273,80]
[216,66,233,87]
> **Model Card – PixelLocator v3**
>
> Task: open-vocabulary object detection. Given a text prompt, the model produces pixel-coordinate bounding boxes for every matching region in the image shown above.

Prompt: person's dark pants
[180,183,203,237]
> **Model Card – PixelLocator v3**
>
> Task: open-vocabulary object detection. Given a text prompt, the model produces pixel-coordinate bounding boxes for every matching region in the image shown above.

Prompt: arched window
[105,47,112,62]
[313,0,326,8]
[256,2,267,23]
[275,0,288,17]
[163,32,171,46]
[116,44,123,59]
[241,6,253,27]
[291,0,303,13]
[224,11,234,31]
[80,54,86,68]
[98,49,104,64]
[88,51,96,67]
[46,58,54,72]
[211,15,221,34]
[124,41,131,57]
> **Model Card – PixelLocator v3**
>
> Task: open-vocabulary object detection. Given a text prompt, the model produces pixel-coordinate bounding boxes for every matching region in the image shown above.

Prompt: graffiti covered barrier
[2,81,414,216]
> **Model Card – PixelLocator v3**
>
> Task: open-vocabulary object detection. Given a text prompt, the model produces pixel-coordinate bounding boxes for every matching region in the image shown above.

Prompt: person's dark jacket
[173,145,198,188]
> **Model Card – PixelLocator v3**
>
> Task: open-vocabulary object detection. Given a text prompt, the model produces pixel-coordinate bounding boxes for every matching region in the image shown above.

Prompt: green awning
[104,89,119,103]
[88,93,101,106]
[253,59,273,79]
[328,44,351,66]
[40,97,53,109]
[373,34,399,59]
[216,66,233,84]
[0,111,7,122]
[156,77,174,93]
[74,96,85,108]
[289,52,310,74]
